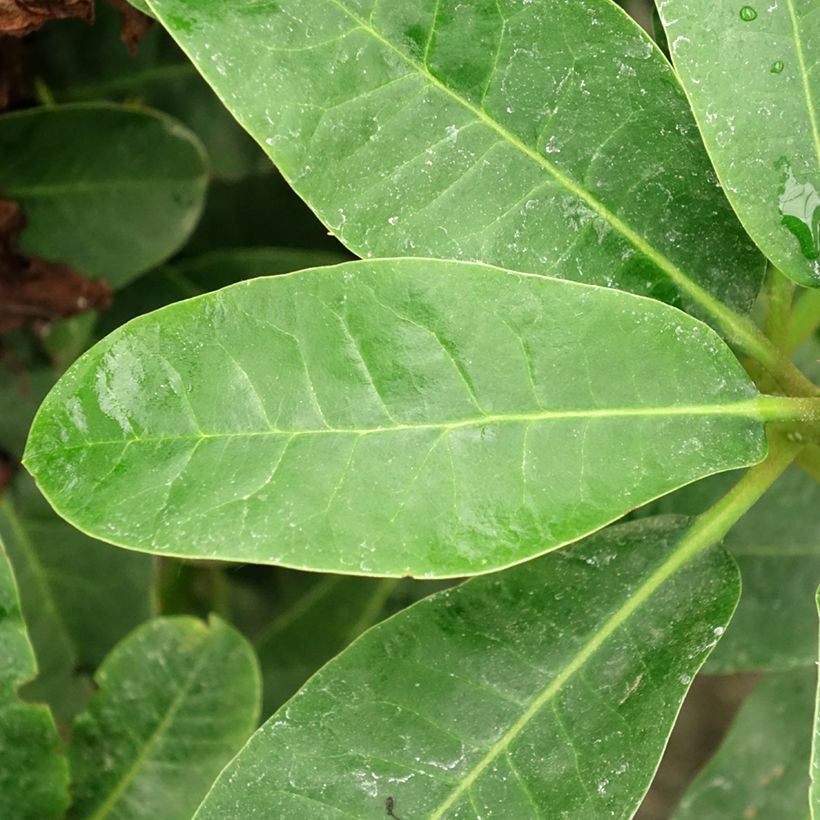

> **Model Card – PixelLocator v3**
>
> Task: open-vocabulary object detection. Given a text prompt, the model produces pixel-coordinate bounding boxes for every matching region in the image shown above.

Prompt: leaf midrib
[35,399,766,454]
[87,629,213,820]
[323,0,741,328]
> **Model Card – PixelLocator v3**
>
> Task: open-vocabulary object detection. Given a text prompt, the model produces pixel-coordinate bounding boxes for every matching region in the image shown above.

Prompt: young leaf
[25,259,769,578]
[0,104,208,289]
[675,670,815,819]
[0,475,156,722]
[193,517,739,819]
[146,0,764,324]
[657,0,820,286]
[0,537,69,820]
[68,616,261,820]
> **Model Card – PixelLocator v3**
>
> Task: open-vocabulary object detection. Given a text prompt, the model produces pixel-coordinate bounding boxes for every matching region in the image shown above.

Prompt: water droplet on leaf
[778,164,820,260]
[739,5,758,20]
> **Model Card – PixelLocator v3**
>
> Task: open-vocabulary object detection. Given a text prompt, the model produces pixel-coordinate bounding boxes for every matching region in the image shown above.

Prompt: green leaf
[675,670,815,819]
[146,0,764,325]
[0,476,156,723]
[68,616,261,820]
[657,0,820,287]
[0,537,69,820]
[0,103,208,289]
[25,259,768,577]
[99,247,350,335]
[193,517,739,819]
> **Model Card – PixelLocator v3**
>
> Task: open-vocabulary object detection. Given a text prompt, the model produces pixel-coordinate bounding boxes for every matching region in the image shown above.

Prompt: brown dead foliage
[105,0,152,55]
[0,198,111,334]
[0,0,93,37]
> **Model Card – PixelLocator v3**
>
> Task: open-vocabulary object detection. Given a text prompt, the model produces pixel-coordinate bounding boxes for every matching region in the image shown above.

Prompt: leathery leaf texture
[25,259,765,577]
[68,616,260,820]
[194,517,740,819]
[146,0,764,323]
[0,538,69,820]
[24,260,767,577]
[658,0,820,286]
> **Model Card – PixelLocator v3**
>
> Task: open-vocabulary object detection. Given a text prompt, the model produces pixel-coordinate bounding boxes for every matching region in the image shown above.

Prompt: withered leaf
[0,36,25,110]
[105,0,152,56]
[0,198,110,334]
[0,0,93,37]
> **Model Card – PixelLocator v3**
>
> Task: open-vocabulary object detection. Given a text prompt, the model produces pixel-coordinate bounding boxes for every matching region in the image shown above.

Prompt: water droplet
[770,60,784,73]
[740,5,758,20]
[779,164,820,260]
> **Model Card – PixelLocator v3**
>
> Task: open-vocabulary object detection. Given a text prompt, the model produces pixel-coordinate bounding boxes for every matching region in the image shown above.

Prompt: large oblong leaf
[194,517,740,819]
[0,538,69,820]
[146,0,764,324]
[24,259,768,577]
[68,616,260,820]
[0,104,208,289]
[657,0,820,286]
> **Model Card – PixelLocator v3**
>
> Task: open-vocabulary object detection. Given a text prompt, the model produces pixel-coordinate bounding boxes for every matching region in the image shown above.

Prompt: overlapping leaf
[658,0,820,286]
[68,616,260,820]
[146,0,764,325]
[25,259,768,577]
[0,475,155,722]
[0,104,208,289]
[194,517,739,819]
[0,538,69,820]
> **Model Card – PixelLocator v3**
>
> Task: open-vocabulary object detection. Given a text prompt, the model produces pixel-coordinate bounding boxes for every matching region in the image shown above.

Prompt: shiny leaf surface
[0,104,208,289]
[147,0,764,323]
[194,517,739,819]
[0,538,69,820]
[675,670,815,819]
[68,616,260,820]
[25,259,768,577]
[658,0,820,286]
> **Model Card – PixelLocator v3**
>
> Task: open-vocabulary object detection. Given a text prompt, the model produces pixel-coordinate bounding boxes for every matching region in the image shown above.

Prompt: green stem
[764,266,796,348]
[676,432,802,563]
[785,288,820,354]
[756,395,820,423]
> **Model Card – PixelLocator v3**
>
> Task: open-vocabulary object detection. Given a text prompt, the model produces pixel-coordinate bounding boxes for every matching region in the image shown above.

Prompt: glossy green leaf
[675,670,815,819]
[0,538,69,820]
[68,616,261,820]
[147,0,764,324]
[0,104,208,289]
[25,259,768,577]
[657,0,820,287]
[100,247,350,335]
[233,569,448,715]
[0,476,156,723]
[194,517,739,819]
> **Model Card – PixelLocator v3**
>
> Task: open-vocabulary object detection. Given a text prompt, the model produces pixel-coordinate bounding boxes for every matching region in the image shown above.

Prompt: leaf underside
[24,259,766,577]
